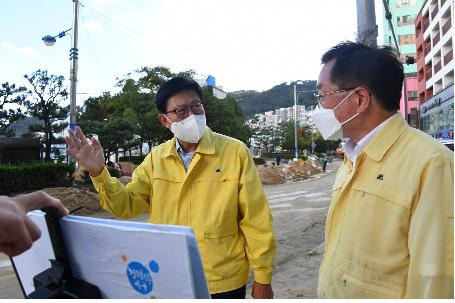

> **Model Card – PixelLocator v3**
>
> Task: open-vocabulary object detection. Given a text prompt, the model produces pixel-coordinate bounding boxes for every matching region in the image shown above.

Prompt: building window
[399,53,417,63]
[408,91,418,100]
[399,34,416,45]
[397,15,416,26]
[397,0,416,7]
[423,103,454,134]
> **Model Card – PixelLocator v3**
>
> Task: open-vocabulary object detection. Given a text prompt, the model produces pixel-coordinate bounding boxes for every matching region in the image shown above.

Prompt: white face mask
[312,90,359,140]
[164,114,206,143]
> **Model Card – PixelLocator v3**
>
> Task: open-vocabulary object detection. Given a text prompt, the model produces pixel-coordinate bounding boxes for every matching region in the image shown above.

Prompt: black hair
[321,41,404,111]
[156,76,203,113]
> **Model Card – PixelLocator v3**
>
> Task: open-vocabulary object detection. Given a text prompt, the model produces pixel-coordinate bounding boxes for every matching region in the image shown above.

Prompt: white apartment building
[422,0,453,94]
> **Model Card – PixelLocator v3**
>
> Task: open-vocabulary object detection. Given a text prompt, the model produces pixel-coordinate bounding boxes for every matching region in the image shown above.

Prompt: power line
[80,3,142,36]
[80,10,102,76]
[382,0,400,54]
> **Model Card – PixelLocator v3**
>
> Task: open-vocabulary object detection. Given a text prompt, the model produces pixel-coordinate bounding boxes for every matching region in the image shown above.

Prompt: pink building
[399,76,420,128]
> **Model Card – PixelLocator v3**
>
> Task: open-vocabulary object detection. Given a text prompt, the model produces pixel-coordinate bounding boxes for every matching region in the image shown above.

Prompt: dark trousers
[211,285,246,299]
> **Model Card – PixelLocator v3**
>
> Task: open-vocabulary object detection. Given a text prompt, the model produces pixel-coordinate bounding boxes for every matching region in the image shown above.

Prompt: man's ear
[158,114,171,129]
[356,87,371,114]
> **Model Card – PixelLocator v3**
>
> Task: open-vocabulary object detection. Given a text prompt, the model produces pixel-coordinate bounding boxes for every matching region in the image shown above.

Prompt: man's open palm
[65,127,105,177]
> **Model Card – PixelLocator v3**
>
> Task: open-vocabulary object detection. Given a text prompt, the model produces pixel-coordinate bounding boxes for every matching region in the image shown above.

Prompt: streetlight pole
[69,0,80,132]
[293,83,298,160]
[42,0,79,132]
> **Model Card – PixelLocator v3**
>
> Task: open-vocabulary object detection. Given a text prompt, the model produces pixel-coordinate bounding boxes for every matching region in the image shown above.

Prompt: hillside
[229,80,318,117]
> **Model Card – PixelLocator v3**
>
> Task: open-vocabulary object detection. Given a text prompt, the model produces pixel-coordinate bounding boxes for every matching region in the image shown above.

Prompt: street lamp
[42,0,80,132]
[293,80,309,160]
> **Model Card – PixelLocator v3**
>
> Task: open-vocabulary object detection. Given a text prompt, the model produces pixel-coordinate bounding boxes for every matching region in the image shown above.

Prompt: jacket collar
[161,126,215,158]
[362,114,408,162]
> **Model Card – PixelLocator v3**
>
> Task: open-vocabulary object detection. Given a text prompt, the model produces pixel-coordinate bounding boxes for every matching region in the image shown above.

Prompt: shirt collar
[175,138,190,155]
[362,113,408,162]
[343,113,399,162]
[162,126,215,158]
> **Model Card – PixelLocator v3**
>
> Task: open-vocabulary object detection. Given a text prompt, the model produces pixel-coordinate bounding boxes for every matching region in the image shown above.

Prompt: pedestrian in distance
[275,153,281,166]
[313,41,454,298]
[322,157,328,172]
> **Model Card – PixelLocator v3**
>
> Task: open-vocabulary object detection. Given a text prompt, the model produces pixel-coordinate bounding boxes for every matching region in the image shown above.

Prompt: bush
[0,162,75,195]
[298,154,308,161]
[262,152,308,161]
[253,157,265,165]
[118,155,147,165]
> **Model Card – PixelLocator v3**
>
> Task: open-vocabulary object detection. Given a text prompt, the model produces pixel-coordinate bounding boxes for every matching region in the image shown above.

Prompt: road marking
[269,195,308,204]
[305,197,332,202]
[0,260,12,269]
[267,190,308,199]
[269,203,292,209]
[274,207,329,214]
[268,191,331,204]
[303,192,326,198]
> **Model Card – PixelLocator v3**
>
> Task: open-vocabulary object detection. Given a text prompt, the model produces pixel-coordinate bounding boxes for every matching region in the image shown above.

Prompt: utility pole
[293,84,298,160]
[356,0,378,47]
[69,0,79,131]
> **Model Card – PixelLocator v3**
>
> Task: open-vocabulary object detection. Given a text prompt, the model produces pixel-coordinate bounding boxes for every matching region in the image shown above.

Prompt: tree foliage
[230,80,318,117]
[23,70,69,161]
[0,82,26,137]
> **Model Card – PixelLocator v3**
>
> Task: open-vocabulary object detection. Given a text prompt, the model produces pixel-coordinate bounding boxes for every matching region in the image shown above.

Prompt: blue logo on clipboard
[126,260,160,295]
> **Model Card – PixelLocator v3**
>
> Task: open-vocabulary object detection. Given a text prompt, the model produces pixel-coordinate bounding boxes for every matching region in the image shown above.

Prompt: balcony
[444,49,453,65]
[423,19,430,32]
[432,32,440,47]
[424,43,432,56]
[442,18,452,36]
[431,7,439,20]
[426,67,432,79]
[434,61,442,73]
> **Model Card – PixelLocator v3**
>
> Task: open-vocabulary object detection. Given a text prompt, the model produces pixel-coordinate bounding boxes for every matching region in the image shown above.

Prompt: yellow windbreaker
[91,127,276,294]
[318,114,454,298]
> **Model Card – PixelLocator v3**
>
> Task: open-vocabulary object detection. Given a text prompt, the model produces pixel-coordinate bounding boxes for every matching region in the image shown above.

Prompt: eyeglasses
[166,101,204,119]
[314,88,356,103]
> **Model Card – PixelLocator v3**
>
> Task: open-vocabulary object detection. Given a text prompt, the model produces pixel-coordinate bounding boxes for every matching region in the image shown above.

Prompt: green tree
[203,87,251,144]
[313,131,341,154]
[0,82,26,137]
[23,70,69,161]
[137,66,174,92]
[97,118,136,162]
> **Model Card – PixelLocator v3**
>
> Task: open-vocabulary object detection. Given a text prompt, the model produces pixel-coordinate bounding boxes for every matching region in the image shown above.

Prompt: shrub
[0,162,75,195]
[118,155,147,165]
[253,157,265,165]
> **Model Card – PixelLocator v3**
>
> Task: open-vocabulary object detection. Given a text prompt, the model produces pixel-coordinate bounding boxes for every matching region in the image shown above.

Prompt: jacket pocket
[204,227,237,239]
[341,272,404,298]
[352,183,411,210]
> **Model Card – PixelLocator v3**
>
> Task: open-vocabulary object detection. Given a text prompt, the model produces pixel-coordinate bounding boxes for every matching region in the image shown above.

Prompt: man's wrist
[89,165,105,177]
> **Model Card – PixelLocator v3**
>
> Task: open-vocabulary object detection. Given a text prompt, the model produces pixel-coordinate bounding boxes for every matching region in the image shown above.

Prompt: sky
[0,0,384,106]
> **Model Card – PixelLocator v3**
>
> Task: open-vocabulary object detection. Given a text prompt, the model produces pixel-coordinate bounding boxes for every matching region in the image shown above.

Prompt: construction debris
[41,187,103,216]
[257,159,323,185]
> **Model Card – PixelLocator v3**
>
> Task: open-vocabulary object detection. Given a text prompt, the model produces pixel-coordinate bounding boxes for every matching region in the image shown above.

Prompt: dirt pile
[41,187,103,216]
[257,159,322,185]
[257,165,286,185]
[118,162,137,174]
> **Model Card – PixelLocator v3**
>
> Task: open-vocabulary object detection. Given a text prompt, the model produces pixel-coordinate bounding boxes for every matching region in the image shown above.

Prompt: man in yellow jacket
[312,41,453,298]
[65,77,276,299]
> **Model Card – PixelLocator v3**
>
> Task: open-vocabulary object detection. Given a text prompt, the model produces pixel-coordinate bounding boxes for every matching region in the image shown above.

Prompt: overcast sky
[0,0,384,105]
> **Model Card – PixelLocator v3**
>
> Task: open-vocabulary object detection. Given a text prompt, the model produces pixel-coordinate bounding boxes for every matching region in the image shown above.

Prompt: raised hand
[65,126,105,177]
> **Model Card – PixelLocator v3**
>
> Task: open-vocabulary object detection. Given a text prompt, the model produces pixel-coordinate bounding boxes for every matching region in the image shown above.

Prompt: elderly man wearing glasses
[313,42,453,299]
[65,77,276,299]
